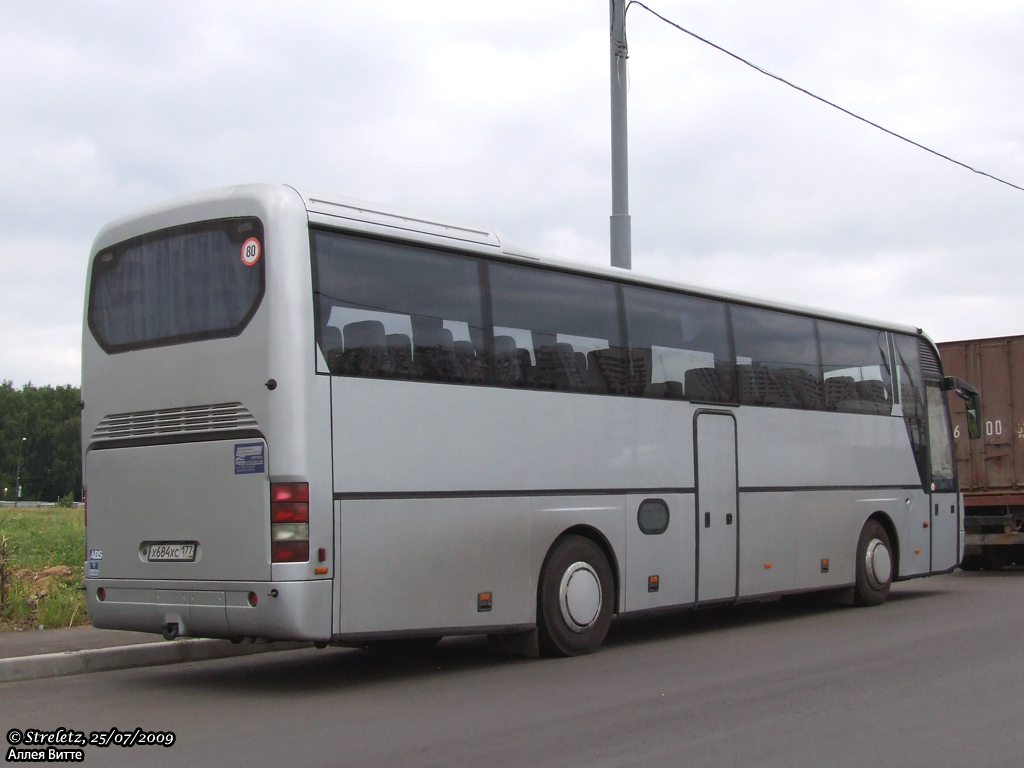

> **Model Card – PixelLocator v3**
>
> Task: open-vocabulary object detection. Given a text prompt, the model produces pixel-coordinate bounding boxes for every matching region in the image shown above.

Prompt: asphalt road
[4,570,1022,768]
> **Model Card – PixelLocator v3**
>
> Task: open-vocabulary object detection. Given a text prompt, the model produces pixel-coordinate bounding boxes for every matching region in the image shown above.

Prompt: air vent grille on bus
[919,339,943,381]
[92,402,259,443]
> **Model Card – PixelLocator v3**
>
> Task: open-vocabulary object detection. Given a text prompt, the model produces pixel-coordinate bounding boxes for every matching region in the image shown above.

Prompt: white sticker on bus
[241,237,261,266]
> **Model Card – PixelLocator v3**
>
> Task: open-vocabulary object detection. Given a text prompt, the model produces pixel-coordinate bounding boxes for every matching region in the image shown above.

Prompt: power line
[627,1,1024,195]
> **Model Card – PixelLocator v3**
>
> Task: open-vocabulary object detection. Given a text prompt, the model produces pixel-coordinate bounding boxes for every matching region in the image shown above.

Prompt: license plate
[145,542,196,562]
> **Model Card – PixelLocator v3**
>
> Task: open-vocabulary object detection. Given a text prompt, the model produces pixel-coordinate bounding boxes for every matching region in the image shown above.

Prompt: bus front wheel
[854,520,892,606]
[537,535,614,657]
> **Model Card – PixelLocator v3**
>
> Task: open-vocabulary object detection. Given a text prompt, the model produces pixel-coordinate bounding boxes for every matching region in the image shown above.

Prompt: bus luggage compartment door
[85,439,271,583]
[695,412,738,603]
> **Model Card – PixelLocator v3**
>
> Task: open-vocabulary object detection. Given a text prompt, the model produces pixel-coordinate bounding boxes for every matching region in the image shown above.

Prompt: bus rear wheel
[537,535,614,657]
[854,520,892,606]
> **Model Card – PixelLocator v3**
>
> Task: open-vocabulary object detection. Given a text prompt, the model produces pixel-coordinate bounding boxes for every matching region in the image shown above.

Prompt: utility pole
[14,437,25,508]
[609,0,631,269]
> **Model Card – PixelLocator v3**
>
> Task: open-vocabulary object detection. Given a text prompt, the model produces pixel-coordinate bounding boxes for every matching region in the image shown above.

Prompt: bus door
[695,411,738,603]
[925,379,959,571]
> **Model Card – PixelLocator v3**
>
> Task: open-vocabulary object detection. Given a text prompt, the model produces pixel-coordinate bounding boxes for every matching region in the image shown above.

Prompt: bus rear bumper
[84,578,333,642]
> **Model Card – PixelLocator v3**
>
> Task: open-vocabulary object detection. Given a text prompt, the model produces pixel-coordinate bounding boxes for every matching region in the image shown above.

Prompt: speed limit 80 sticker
[241,237,261,266]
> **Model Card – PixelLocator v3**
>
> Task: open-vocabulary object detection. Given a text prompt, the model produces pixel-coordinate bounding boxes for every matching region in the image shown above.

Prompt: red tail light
[271,483,309,503]
[271,541,310,563]
[271,502,308,523]
[271,482,309,563]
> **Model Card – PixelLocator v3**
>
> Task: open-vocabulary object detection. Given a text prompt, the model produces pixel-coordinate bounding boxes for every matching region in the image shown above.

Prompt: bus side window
[894,333,927,485]
[488,262,621,395]
[621,285,733,403]
[818,321,892,415]
[311,229,486,386]
[731,306,822,411]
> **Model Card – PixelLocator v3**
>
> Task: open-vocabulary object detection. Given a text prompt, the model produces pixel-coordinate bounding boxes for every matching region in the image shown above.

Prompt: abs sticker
[234,442,266,475]
[241,237,261,266]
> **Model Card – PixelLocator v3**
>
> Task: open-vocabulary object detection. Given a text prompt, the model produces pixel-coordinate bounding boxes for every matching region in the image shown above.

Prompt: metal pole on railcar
[610,0,632,270]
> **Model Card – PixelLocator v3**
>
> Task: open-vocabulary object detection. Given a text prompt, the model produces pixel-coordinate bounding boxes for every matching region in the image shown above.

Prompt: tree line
[0,381,81,504]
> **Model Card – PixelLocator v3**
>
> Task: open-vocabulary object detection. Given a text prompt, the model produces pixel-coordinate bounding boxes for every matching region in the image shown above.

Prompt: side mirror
[965,392,981,440]
[944,376,982,440]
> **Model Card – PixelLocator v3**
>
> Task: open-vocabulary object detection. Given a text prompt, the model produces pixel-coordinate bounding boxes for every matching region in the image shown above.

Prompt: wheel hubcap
[559,561,602,633]
[864,538,892,590]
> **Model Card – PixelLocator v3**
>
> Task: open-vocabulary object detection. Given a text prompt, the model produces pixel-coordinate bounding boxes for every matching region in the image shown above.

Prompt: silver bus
[82,183,979,656]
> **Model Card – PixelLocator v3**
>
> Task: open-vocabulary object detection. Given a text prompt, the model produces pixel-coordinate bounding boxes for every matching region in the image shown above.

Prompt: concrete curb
[0,638,312,684]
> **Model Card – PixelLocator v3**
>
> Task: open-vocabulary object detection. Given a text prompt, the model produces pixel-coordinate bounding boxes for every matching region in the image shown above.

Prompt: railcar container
[938,335,1024,569]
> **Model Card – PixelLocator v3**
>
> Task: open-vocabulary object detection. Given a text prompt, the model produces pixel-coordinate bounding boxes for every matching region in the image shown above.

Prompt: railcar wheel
[854,520,893,606]
[982,546,1008,571]
[1011,545,1024,566]
[959,554,983,571]
[537,535,614,657]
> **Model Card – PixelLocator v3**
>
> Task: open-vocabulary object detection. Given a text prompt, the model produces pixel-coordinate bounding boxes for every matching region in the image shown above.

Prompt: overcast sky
[2,1,1023,387]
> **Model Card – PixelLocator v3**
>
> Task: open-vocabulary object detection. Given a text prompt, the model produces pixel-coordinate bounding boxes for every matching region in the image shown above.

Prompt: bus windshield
[88,217,265,353]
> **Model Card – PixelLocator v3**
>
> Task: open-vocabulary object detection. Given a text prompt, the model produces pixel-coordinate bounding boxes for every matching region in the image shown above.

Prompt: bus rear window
[88,217,266,353]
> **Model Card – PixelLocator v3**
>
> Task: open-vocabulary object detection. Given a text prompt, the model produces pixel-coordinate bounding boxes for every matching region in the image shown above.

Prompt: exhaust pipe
[161,622,179,641]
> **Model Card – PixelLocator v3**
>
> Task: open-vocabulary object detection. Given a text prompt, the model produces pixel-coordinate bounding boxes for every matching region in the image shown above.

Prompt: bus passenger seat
[766,369,800,409]
[737,364,765,406]
[455,340,486,384]
[414,327,461,383]
[575,352,589,386]
[386,334,413,379]
[628,348,653,396]
[516,348,534,387]
[321,326,345,374]
[342,320,392,378]
[824,376,858,411]
[535,343,587,392]
[588,348,629,394]
[492,335,522,386]
[856,379,889,406]
[790,369,824,410]
[685,366,727,402]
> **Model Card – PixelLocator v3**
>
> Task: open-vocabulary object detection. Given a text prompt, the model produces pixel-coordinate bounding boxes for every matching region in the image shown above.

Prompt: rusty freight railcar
[938,335,1024,569]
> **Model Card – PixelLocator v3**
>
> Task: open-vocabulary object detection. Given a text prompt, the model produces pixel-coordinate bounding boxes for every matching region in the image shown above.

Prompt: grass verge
[0,506,87,630]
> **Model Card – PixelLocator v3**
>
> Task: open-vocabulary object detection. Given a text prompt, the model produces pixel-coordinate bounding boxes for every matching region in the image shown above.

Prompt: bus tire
[854,520,892,607]
[537,535,614,657]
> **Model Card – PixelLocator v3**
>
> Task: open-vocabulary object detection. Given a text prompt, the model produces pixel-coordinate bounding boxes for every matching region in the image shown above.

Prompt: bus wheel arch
[854,515,895,607]
[536,527,618,657]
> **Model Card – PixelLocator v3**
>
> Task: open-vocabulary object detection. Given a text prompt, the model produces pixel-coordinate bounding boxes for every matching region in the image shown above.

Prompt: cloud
[2,0,1024,386]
